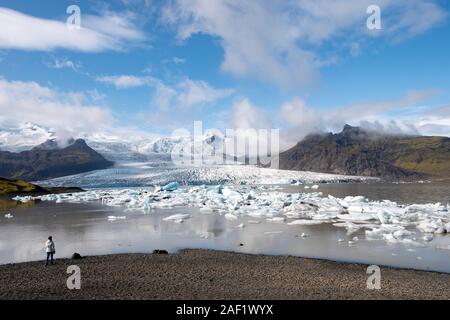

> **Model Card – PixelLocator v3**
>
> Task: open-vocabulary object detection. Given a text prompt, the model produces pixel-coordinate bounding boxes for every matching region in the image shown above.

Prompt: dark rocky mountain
[0,139,114,181]
[279,125,450,180]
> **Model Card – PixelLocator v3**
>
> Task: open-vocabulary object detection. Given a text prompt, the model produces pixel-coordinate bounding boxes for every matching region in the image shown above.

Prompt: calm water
[289,181,450,204]
[0,182,449,273]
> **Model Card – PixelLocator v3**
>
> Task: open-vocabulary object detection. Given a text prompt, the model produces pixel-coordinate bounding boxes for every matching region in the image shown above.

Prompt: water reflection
[0,199,449,273]
[0,198,37,210]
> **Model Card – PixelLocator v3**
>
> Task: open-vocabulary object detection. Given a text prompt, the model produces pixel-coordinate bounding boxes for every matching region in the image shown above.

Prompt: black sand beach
[0,249,449,300]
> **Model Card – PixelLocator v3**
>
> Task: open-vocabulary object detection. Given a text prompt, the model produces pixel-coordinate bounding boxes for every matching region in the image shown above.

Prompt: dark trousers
[46,252,54,265]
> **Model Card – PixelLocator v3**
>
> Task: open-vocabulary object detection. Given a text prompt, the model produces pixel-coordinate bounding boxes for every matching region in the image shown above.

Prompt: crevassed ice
[12,184,449,247]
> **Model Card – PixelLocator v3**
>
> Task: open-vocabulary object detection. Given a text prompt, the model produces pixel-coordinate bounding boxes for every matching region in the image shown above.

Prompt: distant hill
[279,125,450,180]
[0,139,114,181]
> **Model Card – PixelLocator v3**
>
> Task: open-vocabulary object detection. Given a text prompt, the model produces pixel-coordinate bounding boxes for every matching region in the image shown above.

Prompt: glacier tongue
[37,164,373,189]
[13,183,449,248]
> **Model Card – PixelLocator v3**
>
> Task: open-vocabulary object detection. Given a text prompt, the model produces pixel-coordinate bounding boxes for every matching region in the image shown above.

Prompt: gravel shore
[0,249,449,300]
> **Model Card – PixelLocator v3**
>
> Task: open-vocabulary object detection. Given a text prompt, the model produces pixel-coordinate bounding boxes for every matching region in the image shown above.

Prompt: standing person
[45,236,55,266]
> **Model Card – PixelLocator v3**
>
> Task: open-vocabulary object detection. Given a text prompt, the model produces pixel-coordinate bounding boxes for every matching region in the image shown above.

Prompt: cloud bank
[0,7,146,52]
[162,0,447,89]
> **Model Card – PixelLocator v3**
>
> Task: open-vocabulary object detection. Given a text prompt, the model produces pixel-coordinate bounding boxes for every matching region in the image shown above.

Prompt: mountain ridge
[0,139,114,181]
[279,125,450,180]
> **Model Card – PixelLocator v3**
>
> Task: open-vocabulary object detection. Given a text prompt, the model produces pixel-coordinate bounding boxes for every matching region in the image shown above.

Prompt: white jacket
[45,240,55,253]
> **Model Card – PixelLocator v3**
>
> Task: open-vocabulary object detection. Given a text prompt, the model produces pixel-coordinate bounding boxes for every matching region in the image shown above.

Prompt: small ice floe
[12,196,34,203]
[224,213,238,221]
[162,182,179,192]
[417,256,422,260]
[4,213,13,219]
[422,234,434,242]
[163,213,191,223]
[264,231,283,235]
[107,216,126,221]
[266,217,286,223]
[311,185,319,189]
[348,236,359,246]
[28,180,448,249]
[287,219,323,226]
[236,223,245,228]
[337,238,345,243]
[300,233,308,238]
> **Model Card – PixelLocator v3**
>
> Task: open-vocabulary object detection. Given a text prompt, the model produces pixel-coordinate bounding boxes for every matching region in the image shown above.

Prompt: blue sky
[0,0,449,146]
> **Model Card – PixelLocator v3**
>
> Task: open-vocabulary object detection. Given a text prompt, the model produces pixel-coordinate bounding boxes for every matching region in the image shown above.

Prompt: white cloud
[230,98,270,130]
[0,7,146,52]
[162,0,447,88]
[176,79,235,108]
[0,78,114,136]
[152,82,177,110]
[150,78,234,109]
[96,75,154,89]
[278,90,448,147]
[96,74,234,108]
[173,57,186,64]
[47,57,81,71]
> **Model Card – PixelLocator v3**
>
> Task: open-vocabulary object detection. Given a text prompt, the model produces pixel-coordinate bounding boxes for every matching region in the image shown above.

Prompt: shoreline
[0,249,449,300]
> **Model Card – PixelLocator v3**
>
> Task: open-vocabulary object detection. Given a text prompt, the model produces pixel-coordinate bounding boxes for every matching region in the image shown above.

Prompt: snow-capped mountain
[0,123,226,164]
[86,133,225,163]
[0,122,57,152]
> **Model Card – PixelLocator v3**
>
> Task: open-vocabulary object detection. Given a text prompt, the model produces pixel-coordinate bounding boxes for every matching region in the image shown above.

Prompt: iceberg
[163,182,179,191]
[20,182,448,248]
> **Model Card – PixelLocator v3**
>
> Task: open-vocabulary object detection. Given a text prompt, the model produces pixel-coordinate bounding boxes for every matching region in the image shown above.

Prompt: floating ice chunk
[338,238,345,242]
[4,213,13,219]
[423,234,434,242]
[107,216,126,221]
[12,196,33,203]
[287,219,323,226]
[224,213,238,221]
[301,233,308,238]
[392,230,414,238]
[267,217,286,223]
[342,196,367,203]
[162,182,179,191]
[311,185,319,189]
[304,186,310,189]
[221,187,241,199]
[417,220,443,233]
[163,213,190,222]
[236,223,245,228]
